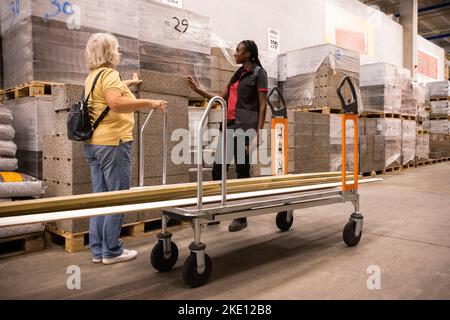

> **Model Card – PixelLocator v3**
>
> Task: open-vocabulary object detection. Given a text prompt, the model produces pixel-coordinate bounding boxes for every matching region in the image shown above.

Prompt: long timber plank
[0,173,359,217]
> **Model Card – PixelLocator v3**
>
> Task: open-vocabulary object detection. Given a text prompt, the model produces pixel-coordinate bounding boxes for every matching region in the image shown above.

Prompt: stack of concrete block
[0,104,18,172]
[359,117,402,172]
[430,134,450,159]
[293,112,354,174]
[401,120,416,166]
[430,120,449,134]
[278,44,359,110]
[430,100,449,117]
[428,81,450,98]
[360,63,402,114]
[415,133,430,162]
[359,118,385,173]
[134,70,191,190]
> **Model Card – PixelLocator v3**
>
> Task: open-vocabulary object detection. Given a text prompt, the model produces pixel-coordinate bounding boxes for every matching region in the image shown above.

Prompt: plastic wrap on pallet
[360,63,401,87]
[0,105,13,124]
[378,118,402,168]
[401,120,416,165]
[0,157,18,171]
[430,120,449,134]
[416,83,429,107]
[0,124,15,141]
[281,44,359,109]
[0,140,17,157]
[430,101,449,117]
[430,134,450,158]
[5,97,54,152]
[415,134,430,161]
[360,85,401,114]
[428,81,450,98]
[1,0,140,87]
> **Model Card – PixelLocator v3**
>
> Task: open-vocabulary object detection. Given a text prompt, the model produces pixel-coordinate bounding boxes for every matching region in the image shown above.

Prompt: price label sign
[268,28,280,54]
[162,0,183,9]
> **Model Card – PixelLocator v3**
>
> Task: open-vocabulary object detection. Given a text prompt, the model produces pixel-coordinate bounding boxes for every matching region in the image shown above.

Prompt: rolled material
[0,173,44,198]
[0,158,18,171]
[0,140,17,157]
[0,105,13,125]
[0,124,15,141]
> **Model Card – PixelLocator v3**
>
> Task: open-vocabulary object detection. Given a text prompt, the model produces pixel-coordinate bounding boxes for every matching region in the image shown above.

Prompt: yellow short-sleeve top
[84,67,135,146]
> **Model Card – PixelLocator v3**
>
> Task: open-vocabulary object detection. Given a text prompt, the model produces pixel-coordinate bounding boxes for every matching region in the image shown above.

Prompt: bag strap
[92,106,110,129]
[84,69,107,103]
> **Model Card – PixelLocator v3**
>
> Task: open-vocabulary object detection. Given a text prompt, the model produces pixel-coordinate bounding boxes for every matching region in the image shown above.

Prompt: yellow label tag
[0,172,23,183]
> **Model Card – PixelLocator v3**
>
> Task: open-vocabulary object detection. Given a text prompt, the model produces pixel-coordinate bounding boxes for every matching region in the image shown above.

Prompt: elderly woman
[84,33,167,265]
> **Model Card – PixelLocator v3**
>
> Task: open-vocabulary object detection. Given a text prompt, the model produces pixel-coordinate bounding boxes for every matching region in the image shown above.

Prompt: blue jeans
[83,141,132,259]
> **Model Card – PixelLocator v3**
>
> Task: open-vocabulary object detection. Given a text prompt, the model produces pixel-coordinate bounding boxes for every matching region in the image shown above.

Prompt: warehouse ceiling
[360,0,450,56]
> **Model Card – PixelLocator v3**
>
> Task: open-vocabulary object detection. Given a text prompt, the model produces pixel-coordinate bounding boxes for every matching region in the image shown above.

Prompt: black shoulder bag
[67,69,110,141]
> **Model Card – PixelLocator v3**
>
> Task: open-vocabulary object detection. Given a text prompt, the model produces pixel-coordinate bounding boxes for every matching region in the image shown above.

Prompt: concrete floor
[0,163,449,300]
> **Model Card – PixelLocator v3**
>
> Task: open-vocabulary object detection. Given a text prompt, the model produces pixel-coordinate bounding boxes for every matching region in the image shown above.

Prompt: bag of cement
[0,124,15,141]
[0,157,18,171]
[0,105,13,125]
[0,172,45,198]
[0,140,17,157]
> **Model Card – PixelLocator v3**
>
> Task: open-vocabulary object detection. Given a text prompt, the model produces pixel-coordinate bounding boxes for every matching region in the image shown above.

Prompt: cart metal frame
[147,78,364,287]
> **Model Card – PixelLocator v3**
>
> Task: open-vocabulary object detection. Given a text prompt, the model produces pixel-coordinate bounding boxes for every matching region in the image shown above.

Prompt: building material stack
[428,81,450,159]
[359,63,402,173]
[279,44,359,111]
[415,83,430,163]
[294,112,355,173]
[278,44,359,174]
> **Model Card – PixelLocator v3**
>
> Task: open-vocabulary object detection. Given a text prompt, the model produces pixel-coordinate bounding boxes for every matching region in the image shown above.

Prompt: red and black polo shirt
[226,64,268,131]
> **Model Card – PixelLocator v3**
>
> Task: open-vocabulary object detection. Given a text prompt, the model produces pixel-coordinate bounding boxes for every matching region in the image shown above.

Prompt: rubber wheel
[276,211,294,231]
[150,241,179,272]
[182,253,212,288]
[343,221,362,247]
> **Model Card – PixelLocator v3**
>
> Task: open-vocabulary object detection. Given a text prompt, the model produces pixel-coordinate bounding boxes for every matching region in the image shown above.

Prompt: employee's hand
[151,100,167,110]
[187,76,200,92]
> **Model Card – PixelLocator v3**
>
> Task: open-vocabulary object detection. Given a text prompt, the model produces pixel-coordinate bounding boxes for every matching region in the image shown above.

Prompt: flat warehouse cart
[150,76,364,287]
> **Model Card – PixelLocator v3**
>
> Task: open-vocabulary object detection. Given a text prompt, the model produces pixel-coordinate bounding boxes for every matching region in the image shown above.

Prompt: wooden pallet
[361,170,384,177]
[402,162,415,170]
[430,96,449,102]
[415,160,431,167]
[384,166,402,174]
[1,81,60,101]
[294,107,342,114]
[0,232,45,259]
[401,114,417,121]
[430,116,450,121]
[45,218,188,253]
[417,130,430,135]
[359,112,401,119]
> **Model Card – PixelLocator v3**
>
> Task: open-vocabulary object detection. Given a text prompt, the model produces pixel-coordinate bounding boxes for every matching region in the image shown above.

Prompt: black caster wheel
[150,240,179,272]
[343,221,362,247]
[182,253,212,288]
[276,211,294,231]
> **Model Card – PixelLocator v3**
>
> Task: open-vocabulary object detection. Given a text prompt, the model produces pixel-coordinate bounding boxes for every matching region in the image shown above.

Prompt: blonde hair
[85,33,120,70]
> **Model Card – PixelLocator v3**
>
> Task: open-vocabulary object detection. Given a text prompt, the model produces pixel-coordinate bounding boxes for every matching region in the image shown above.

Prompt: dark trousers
[212,121,251,181]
